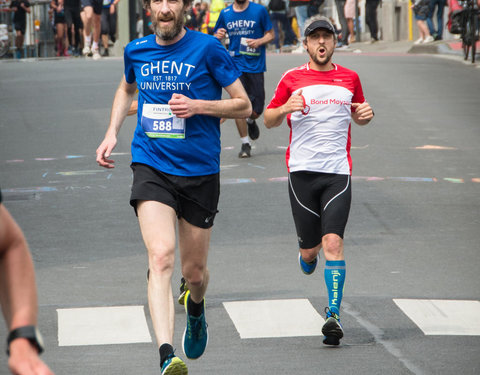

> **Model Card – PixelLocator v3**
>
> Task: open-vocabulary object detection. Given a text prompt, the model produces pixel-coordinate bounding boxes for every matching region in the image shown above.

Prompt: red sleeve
[351,72,365,112]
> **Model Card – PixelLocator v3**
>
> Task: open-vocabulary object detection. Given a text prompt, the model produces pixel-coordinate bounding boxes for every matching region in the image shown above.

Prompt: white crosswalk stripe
[55,299,480,347]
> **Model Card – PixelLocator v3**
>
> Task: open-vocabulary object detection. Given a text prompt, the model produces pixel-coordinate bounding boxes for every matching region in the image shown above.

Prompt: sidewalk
[271,38,479,65]
[339,38,479,64]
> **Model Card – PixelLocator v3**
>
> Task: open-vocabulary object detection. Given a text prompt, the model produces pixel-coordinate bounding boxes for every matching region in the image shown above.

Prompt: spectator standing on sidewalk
[214,0,274,158]
[365,0,380,43]
[81,0,102,59]
[51,0,68,56]
[290,0,309,53]
[63,0,83,56]
[426,0,447,40]
[207,0,224,34]
[9,0,30,58]
[269,0,296,52]
[412,0,434,44]
[334,0,348,47]
[100,0,119,56]
[344,0,356,44]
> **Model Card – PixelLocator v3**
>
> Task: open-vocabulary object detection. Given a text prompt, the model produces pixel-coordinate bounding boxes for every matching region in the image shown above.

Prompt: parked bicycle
[0,24,9,58]
[460,0,479,63]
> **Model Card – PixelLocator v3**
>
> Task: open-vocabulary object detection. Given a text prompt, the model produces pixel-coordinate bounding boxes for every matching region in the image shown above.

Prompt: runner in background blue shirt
[96,0,251,373]
[214,0,274,158]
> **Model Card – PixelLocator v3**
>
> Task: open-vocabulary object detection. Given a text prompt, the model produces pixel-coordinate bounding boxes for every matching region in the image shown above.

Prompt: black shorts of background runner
[54,11,66,24]
[288,171,351,249]
[130,163,220,229]
[81,0,102,15]
[101,7,116,41]
[239,72,265,116]
[14,22,26,35]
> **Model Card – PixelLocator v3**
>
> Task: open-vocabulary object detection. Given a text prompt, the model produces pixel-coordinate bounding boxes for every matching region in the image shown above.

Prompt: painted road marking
[223,299,324,339]
[57,306,152,346]
[393,299,480,336]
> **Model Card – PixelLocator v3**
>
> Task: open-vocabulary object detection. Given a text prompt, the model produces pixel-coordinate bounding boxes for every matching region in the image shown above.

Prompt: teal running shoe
[322,307,344,346]
[182,291,208,359]
[298,252,319,275]
[161,354,188,375]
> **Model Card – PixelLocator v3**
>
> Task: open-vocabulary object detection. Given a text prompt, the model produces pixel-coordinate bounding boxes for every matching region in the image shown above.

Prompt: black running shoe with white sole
[322,307,344,346]
[238,143,251,158]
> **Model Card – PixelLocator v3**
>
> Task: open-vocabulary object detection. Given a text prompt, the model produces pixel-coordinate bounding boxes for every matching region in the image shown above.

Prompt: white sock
[85,35,92,47]
[241,136,250,144]
[92,41,99,50]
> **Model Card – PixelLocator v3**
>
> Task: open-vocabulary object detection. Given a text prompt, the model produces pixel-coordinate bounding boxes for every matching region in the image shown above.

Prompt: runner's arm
[247,29,274,49]
[96,76,137,169]
[168,78,251,119]
[0,205,55,374]
[351,102,374,126]
[264,90,305,128]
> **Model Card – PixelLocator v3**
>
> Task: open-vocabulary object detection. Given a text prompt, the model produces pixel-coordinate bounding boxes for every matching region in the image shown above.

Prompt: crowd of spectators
[1,0,452,59]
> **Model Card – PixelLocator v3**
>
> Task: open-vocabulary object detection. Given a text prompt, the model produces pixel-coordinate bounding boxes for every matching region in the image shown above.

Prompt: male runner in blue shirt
[96,0,251,373]
[214,0,274,158]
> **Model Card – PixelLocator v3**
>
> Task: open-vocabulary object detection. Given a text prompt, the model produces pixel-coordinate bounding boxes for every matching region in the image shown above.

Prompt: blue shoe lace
[186,314,207,340]
[183,294,208,359]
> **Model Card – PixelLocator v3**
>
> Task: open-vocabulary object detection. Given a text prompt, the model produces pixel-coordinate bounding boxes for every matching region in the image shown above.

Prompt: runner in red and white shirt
[264,15,374,347]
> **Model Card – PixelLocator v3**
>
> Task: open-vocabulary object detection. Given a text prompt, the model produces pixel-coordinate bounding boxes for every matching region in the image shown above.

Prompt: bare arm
[351,102,374,126]
[264,90,304,128]
[214,27,227,40]
[0,205,54,375]
[168,78,251,119]
[247,29,274,49]
[23,1,31,13]
[96,76,137,168]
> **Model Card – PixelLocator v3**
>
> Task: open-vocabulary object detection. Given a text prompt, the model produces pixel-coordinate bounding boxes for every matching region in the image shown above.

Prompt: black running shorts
[239,72,265,116]
[288,171,351,249]
[81,0,102,14]
[14,21,26,35]
[130,163,220,229]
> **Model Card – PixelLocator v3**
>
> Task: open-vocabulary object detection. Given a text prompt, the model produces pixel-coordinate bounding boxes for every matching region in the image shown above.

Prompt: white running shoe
[292,45,305,54]
[414,37,424,45]
[92,48,101,60]
[423,35,434,43]
[82,46,92,56]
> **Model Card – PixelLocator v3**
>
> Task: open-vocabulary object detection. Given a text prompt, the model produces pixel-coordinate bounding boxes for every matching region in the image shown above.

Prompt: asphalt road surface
[1,50,479,375]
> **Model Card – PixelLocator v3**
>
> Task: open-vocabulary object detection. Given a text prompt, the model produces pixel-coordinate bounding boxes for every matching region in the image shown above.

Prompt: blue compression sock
[324,260,346,316]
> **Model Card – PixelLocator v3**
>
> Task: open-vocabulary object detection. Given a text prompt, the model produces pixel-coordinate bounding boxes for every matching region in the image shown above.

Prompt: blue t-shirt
[214,2,272,73]
[124,30,241,176]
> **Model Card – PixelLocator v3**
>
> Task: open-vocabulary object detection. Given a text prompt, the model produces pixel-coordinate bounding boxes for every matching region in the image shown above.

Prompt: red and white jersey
[267,63,365,175]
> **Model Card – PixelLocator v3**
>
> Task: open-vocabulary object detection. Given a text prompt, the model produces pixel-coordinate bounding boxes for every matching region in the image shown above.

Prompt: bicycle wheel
[0,40,9,58]
[471,11,478,63]
[462,12,471,60]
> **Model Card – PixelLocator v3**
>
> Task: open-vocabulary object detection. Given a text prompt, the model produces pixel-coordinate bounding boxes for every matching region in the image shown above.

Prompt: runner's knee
[322,234,344,260]
[182,263,207,288]
[148,244,175,274]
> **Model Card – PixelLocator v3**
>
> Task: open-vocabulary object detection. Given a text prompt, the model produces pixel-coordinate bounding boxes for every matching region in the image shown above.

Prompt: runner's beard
[309,46,334,66]
[152,12,184,41]
[235,0,247,4]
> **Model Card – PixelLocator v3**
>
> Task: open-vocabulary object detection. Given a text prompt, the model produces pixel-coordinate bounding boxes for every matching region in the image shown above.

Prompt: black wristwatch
[6,326,44,356]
